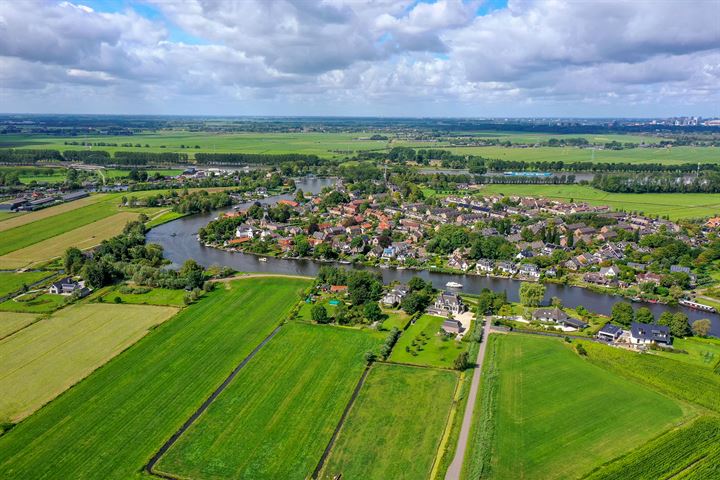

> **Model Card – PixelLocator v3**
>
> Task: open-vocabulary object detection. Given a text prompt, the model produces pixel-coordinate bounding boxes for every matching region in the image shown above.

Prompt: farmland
[0,277,308,479]
[583,416,720,480]
[0,271,55,298]
[96,286,188,306]
[389,314,468,368]
[462,334,687,480]
[320,364,458,480]
[0,302,178,422]
[156,322,381,480]
[0,194,103,233]
[480,184,720,219]
[0,312,37,339]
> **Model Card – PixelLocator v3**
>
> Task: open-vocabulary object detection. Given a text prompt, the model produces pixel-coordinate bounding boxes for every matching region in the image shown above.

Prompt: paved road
[445,317,493,480]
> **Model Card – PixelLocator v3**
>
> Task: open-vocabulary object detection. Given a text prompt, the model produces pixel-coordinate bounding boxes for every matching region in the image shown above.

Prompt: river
[147,177,719,336]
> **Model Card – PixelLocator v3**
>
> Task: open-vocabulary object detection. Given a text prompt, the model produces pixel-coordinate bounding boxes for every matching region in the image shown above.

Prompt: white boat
[679,298,717,313]
[258,257,267,262]
[446,282,463,288]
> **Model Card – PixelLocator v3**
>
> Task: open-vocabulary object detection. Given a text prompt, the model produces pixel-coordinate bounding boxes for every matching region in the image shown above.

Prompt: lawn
[0,292,67,313]
[320,363,458,480]
[156,322,380,480]
[0,212,139,269]
[462,334,688,480]
[98,286,188,306]
[651,336,720,368]
[380,308,411,331]
[0,303,178,422]
[0,311,38,340]
[0,277,308,479]
[389,314,467,369]
[480,184,720,219]
[0,271,55,298]
[583,416,720,480]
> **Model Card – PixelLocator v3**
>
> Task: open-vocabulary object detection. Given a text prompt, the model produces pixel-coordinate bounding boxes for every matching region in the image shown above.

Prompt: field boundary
[311,363,373,479]
[429,371,463,479]
[145,324,283,479]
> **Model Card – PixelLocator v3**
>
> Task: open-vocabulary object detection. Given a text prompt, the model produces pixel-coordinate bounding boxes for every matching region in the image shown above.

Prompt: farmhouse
[597,323,623,342]
[532,307,588,330]
[629,322,672,346]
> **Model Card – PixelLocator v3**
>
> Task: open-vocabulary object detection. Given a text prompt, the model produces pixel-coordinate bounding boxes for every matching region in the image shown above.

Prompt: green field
[157,322,380,480]
[389,314,467,368]
[0,194,103,233]
[651,336,720,368]
[0,292,67,313]
[0,311,38,339]
[98,286,188,306]
[583,416,720,480]
[380,308,411,330]
[462,334,688,480]
[0,271,55,298]
[480,184,720,219]
[0,277,307,478]
[321,364,457,480]
[0,303,178,422]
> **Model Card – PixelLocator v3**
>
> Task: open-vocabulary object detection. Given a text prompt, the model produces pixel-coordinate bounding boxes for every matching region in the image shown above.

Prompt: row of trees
[592,172,720,193]
[610,301,712,337]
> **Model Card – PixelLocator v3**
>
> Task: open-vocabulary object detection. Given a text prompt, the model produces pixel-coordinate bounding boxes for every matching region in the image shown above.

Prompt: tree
[294,188,305,204]
[364,350,377,364]
[180,259,205,289]
[519,282,545,307]
[347,271,383,306]
[669,312,691,337]
[635,307,654,324]
[63,247,85,275]
[657,311,674,327]
[311,304,329,324]
[401,291,430,315]
[408,276,428,292]
[611,302,634,326]
[363,302,383,323]
[453,351,471,370]
[550,296,563,308]
[691,318,712,337]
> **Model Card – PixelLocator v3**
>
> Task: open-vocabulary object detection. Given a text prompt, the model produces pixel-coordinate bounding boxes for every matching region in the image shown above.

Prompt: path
[445,317,492,480]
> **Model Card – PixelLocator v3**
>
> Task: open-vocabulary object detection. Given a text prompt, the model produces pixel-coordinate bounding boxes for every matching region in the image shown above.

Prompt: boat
[679,298,717,313]
[446,282,463,288]
[258,257,267,262]
[170,232,177,237]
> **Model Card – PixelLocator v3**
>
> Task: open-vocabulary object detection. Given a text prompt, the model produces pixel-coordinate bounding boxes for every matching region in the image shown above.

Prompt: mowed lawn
[0,311,38,340]
[462,334,687,480]
[0,277,308,479]
[0,271,55,298]
[0,212,138,269]
[321,364,458,480]
[389,314,467,368]
[156,322,381,480]
[0,303,178,422]
[480,184,720,220]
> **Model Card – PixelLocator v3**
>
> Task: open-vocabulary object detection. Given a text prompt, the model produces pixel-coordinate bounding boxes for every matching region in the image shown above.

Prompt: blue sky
[0,0,717,117]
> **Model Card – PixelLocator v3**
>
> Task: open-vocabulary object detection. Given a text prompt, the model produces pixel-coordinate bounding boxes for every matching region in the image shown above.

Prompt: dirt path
[445,317,492,480]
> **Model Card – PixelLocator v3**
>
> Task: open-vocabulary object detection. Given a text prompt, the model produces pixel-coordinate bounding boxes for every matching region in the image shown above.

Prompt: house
[636,272,663,286]
[330,285,348,294]
[532,307,588,330]
[518,263,540,279]
[597,323,623,342]
[235,224,257,238]
[433,291,466,315]
[497,261,518,275]
[448,254,471,271]
[441,318,464,335]
[381,285,409,306]
[629,322,671,346]
[599,265,621,278]
[49,277,88,296]
[476,259,494,273]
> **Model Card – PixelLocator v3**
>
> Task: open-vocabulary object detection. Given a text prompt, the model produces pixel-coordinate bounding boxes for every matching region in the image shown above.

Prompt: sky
[0,0,718,117]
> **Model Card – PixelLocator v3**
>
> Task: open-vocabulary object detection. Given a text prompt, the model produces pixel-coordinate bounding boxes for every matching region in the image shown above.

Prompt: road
[445,317,493,480]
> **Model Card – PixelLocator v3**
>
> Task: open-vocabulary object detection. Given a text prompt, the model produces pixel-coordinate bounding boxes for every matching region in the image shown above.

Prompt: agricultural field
[0,277,308,479]
[0,311,38,340]
[97,286,188,306]
[320,364,458,480]
[0,194,102,233]
[0,271,55,298]
[0,212,139,269]
[651,336,720,368]
[462,334,688,480]
[389,314,468,368]
[480,184,720,220]
[157,322,381,480]
[0,302,178,422]
[583,416,720,480]
[104,168,184,178]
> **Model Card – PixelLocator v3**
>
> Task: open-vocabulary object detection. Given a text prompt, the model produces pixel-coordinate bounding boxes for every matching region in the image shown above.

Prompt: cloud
[0,0,717,115]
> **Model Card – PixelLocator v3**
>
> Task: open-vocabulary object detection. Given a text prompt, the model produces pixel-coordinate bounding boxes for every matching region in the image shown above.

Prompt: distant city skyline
[1,0,718,117]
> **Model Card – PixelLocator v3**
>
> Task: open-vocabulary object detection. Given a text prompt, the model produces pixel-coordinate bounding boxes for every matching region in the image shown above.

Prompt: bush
[113,296,122,304]
[576,343,588,356]
[454,351,471,370]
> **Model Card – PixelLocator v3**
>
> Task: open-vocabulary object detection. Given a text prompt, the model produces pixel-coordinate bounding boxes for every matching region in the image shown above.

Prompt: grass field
[389,314,467,368]
[462,334,688,480]
[583,416,720,480]
[0,271,55,298]
[0,292,67,313]
[0,311,38,340]
[651,336,720,368]
[380,308,411,331]
[321,364,458,480]
[0,212,139,269]
[0,303,178,422]
[98,286,188,306]
[0,277,308,479]
[479,184,720,219]
[157,322,381,480]
[0,195,103,233]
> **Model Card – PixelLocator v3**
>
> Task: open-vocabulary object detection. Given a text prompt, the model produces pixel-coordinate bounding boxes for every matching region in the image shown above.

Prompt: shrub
[113,296,122,304]
[576,343,588,356]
